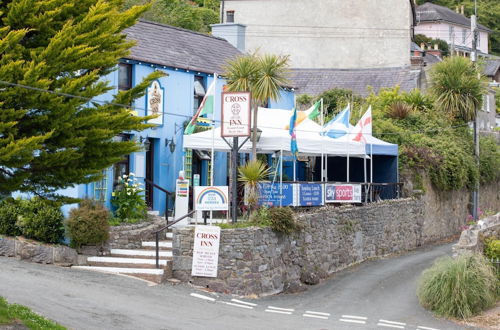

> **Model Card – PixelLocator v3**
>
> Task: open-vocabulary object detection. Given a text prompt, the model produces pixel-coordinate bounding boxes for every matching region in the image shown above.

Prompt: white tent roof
[183,108,366,157]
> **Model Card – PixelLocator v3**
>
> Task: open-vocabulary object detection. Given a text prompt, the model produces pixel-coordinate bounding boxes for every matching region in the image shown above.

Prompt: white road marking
[231,299,257,307]
[223,302,253,309]
[190,293,216,302]
[339,319,367,324]
[379,320,406,326]
[341,315,368,320]
[265,309,292,315]
[267,306,295,312]
[303,314,328,320]
[417,326,440,330]
[377,323,405,329]
[305,311,330,316]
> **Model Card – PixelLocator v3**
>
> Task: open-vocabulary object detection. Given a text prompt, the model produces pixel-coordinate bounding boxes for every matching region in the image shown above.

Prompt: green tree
[224,54,290,160]
[429,56,486,122]
[0,0,164,197]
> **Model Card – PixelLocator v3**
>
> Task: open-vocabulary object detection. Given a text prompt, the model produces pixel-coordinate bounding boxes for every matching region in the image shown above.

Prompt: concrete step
[166,232,173,239]
[147,210,160,216]
[87,256,169,269]
[141,241,172,249]
[73,266,164,283]
[110,249,172,259]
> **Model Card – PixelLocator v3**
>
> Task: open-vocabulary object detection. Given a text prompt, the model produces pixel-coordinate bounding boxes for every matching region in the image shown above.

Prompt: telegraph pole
[471,0,480,221]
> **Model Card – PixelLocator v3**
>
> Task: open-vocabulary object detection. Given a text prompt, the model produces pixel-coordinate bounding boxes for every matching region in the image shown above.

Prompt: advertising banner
[194,186,229,211]
[221,92,251,137]
[257,182,295,207]
[191,225,221,277]
[325,184,362,203]
[298,183,324,206]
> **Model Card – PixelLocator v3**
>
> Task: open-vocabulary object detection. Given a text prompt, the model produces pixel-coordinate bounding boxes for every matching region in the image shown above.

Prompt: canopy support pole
[280,149,283,207]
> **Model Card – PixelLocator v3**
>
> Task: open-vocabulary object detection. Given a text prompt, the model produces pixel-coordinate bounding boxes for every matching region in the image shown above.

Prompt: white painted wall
[222,0,412,69]
[415,22,489,54]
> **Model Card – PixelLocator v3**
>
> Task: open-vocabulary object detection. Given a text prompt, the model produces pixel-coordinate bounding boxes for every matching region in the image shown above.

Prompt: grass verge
[0,296,66,329]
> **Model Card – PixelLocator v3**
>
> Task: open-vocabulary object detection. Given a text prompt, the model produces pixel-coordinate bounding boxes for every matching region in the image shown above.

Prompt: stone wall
[173,199,426,296]
[0,236,78,265]
[104,215,166,251]
[453,213,500,256]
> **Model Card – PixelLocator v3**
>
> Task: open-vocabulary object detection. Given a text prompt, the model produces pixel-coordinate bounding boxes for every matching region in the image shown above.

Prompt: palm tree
[224,53,290,160]
[238,160,271,213]
[430,56,486,122]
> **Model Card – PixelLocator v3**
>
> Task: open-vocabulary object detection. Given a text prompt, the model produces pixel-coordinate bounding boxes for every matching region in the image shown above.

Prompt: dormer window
[226,11,235,23]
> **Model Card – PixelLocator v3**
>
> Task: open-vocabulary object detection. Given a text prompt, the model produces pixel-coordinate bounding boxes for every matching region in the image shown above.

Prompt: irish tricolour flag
[284,100,321,129]
[184,79,216,135]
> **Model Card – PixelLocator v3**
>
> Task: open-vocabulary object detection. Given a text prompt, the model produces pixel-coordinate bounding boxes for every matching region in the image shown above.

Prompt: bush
[66,200,110,249]
[111,173,147,224]
[417,253,498,319]
[0,199,22,237]
[16,198,64,244]
[484,239,500,260]
[268,207,301,234]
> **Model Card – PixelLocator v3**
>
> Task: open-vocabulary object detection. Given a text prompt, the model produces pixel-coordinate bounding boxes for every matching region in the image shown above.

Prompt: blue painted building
[60,20,298,216]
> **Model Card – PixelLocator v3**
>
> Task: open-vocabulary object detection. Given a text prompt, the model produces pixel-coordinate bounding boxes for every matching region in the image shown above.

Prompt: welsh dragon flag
[184,79,216,135]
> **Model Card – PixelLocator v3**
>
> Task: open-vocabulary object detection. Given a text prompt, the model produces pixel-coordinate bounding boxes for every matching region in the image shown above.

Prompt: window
[477,32,481,47]
[449,26,455,41]
[462,29,467,44]
[118,63,132,90]
[226,11,235,23]
[113,134,131,188]
[193,76,206,113]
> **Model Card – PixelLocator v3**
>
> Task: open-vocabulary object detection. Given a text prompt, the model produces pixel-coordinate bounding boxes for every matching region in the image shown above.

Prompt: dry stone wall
[173,199,427,296]
[0,236,78,265]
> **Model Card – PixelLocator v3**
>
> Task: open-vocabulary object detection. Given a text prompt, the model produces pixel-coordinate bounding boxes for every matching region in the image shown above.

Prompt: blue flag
[289,108,298,157]
[321,104,350,139]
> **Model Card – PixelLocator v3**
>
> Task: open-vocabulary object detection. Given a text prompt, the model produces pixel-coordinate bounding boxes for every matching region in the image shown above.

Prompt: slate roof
[416,2,491,32]
[123,20,241,74]
[290,68,421,97]
[411,42,423,52]
[484,59,500,77]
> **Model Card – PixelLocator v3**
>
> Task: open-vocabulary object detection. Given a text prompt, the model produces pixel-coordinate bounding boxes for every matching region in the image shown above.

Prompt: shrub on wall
[66,199,110,248]
[484,239,500,260]
[417,253,498,319]
[267,207,301,234]
[16,198,64,244]
[0,199,22,237]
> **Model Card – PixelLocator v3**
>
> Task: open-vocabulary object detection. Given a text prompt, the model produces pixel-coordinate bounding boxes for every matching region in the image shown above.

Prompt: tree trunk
[251,103,258,160]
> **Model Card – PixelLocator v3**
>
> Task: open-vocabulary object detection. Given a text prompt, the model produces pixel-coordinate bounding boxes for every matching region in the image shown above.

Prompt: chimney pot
[434,44,439,50]
[420,43,426,50]
[461,5,464,15]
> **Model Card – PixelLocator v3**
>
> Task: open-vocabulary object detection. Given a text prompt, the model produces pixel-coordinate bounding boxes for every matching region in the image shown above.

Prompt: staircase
[73,232,174,284]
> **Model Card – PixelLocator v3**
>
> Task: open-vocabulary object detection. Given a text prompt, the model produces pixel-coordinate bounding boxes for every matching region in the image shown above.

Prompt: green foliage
[0,199,22,237]
[248,207,301,234]
[430,56,487,122]
[111,173,147,223]
[479,136,500,184]
[0,0,165,197]
[317,88,364,122]
[124,0,219,33]
[414,34,450,56]
[417,253,498,319]
[16,198,65,244]
[238,160,271,210]
[0,296,66,329]
[66,199,110,248]
[296,94,313,108]
[484,239,500,260]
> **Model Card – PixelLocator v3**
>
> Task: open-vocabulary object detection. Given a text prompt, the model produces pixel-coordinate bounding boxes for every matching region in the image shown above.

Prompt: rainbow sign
[194,186,229,211]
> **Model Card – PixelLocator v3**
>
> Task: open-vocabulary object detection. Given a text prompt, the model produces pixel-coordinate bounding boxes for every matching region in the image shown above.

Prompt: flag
[184,79,216,135]
[321,104,350,139]
[352,106,372,143]
[289,107,299,157]
[284,100,321,129]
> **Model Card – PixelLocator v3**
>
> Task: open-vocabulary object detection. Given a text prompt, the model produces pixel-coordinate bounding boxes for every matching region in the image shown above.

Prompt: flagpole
[280,148,283,207]
[320,98,324,182]
[346,103,350,183]
[370,143,373,202]
[210,73,217,223]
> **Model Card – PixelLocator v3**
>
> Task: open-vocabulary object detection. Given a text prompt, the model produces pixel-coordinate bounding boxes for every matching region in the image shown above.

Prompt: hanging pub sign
[221,92,251,137]
[325,184,362,203]
[298,183,324,207]
[146,80,164,125]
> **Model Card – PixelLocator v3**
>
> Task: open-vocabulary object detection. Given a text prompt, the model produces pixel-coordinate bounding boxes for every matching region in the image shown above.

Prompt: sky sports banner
[325,184,362,203]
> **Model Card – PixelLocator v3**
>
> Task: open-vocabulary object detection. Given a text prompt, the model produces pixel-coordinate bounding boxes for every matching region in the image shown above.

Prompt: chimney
[420,43,426,50]
[426,44,442,58]
[211,22,247,52]
[455,6,459,13]
[461,5,464,15]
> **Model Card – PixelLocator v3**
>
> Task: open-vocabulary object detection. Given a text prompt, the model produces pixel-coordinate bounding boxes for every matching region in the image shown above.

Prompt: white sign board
[194,186,229,211]
[174,179,190,226]
[146,80,164,125]
[221,92,251,137]
[191,225,221,277]
[325,184,362,203]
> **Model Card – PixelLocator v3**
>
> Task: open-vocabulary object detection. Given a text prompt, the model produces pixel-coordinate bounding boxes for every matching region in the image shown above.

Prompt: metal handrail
[153,210,196,269]
[144,178,173,222]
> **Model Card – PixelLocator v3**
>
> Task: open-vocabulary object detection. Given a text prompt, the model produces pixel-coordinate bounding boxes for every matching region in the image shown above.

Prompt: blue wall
[269,89,295,109]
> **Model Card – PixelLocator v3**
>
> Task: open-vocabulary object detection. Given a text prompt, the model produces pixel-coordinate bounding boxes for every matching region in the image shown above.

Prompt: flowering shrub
[111,173,147,224]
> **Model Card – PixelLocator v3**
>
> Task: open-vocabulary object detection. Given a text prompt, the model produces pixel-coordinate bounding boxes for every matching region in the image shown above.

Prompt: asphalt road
[0,243,477,330]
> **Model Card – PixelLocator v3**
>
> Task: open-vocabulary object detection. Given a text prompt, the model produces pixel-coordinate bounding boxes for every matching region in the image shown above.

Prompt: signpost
[191,225,221,277]
[221,92,251,223]
[325,184,362,203]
